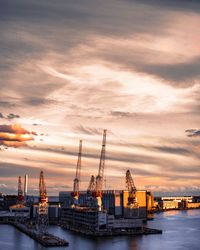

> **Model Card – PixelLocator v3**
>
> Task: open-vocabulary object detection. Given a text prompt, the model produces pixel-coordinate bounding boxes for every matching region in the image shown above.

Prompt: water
[0,210,200,250]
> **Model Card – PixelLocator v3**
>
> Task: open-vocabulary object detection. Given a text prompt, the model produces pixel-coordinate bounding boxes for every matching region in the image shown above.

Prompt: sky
[0,0,200,196]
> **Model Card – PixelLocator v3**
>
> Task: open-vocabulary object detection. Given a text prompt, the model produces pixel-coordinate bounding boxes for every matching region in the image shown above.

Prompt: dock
[12,223,69,247]
[62,225,162,237]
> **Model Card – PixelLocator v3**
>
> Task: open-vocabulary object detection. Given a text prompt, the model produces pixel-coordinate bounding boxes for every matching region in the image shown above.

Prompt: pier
[11,223,69,247]
[62,224,162,237]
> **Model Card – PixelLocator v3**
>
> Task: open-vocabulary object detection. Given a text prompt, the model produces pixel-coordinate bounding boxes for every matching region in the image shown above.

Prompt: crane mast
[93,130,107,210]
[71,140,82,205]
[95,129,106,195]
[39,170,47,203]
[14,176,24,223]
[17,176,24,204]
[37,170,48,233]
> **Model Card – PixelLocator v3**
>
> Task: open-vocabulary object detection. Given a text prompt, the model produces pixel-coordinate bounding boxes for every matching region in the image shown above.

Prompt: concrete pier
[62,225,162,237]
[12,223,69,247]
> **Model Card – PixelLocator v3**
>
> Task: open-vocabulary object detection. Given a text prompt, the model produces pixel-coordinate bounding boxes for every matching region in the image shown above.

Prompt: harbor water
[0,209,200,250]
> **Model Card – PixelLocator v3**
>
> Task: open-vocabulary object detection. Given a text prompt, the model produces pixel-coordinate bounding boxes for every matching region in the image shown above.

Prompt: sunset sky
[0,0,200,196]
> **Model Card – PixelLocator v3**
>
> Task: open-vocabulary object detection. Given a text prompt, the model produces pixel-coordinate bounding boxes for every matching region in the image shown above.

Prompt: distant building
[155,196,196,210]
[59,191,72,206]
[2,195,17,210]
[33,202,61,223]
[187,202,200,209]
[161,200,179,210]
[160,196,193,202]
[9,204,30,218]
[193,196,200,203]
[0,193,4,211]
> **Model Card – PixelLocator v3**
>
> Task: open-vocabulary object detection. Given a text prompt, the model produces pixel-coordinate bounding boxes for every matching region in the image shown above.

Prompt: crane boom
[96,129,107,194]
[87,175,95,194]
[126,170,136,192]
[126,169,137,206]
[72,140,82,200]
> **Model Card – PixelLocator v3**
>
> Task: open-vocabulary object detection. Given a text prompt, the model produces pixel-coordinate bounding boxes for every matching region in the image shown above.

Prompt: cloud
[151,146,191,156]
[23,97,58,106]
[0,100,17,108]
[0,124,36,147]
[110,111,134,118]
[0,0,200,194]
[47,184,71,190]
[0,124,36,135]
[94,36,200,87]
[73,125,105,135]
[186,129,200,137]
[7,113,20,120]
[0,162,66,178]
[136,57,200,85]
[0,113,20,120]
[133,0,200,14]
[0,183,7,188]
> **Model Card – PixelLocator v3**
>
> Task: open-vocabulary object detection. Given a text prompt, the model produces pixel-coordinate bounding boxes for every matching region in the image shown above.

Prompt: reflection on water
[160,210,181,217]
[0,209,200,250]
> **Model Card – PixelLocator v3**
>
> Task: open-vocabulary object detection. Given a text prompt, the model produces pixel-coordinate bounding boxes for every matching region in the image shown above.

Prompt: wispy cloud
[0,124,36,147]
[1,0,200,194]
[186,129,200,137]
[0,113,20,120]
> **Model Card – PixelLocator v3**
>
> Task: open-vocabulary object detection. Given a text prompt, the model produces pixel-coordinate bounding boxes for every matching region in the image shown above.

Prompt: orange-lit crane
[39,170,48,203]
[71,140,82,206]
[93,130,107,210]
[126,170,139,217]
[37,170,48,233]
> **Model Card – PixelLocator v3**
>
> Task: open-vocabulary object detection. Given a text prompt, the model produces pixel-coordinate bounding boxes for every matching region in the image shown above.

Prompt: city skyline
[1,0,200,195]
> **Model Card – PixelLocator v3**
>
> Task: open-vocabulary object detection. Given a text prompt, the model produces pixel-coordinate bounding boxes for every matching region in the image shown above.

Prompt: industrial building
[61,206,143,232]
[60,189,150,218]
[61,207,107,231]
[33,202,61,224]
[0,195,17,210]
[155,196,199,210]
[60,189,152,232]
[186,202,200,209]
[9,204,30,218]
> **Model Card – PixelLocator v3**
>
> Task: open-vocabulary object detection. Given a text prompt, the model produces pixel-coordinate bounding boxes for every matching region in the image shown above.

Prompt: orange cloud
[0,124,36,147]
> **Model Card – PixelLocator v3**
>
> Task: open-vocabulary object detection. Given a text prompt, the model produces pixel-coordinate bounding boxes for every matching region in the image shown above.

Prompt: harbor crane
[14,176,25,222]
[71,140,82,206]
[37,171,49,233]
[93,129,107,210]
[126,170,139,217]
[17,176,24,204]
